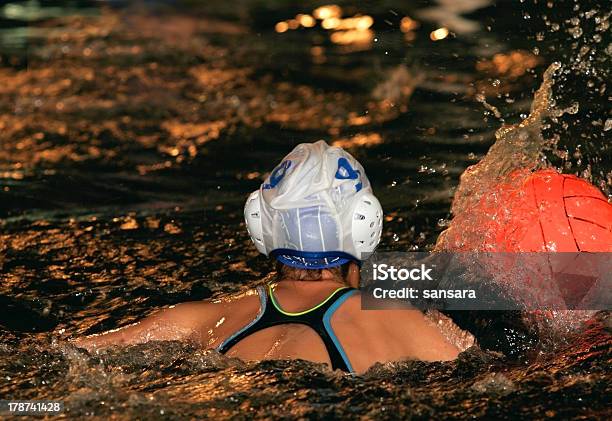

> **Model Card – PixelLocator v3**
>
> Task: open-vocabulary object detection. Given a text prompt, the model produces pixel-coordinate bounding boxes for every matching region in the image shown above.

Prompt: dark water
[0,0,610,419]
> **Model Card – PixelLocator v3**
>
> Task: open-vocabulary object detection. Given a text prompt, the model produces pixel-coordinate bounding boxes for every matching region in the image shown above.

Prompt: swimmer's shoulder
[333,290,415,314]
[334,291,439,328]
[335,291,460,361]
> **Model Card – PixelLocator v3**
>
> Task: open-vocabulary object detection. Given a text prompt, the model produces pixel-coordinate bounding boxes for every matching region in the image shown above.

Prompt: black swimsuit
[217,285,358,373]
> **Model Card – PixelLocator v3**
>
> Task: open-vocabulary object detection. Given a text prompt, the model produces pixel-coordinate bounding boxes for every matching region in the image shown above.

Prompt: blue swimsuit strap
[322,289,359,373]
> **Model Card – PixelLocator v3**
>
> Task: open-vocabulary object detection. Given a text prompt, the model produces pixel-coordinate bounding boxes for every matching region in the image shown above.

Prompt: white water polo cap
[244,140,383,269]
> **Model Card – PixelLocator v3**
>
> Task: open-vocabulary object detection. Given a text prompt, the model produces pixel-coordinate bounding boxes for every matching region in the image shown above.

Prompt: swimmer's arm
[71,301,219,352]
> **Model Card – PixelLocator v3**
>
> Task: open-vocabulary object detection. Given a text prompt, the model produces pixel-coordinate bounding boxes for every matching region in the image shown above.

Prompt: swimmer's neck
[275,263,360,289]
[274,278,348,289]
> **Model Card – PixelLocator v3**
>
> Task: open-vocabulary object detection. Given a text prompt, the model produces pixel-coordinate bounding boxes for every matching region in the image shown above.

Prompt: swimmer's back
[205,281,459,373]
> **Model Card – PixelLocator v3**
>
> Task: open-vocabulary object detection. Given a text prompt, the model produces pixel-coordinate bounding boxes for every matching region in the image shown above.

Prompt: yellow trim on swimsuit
[268,284,349,316]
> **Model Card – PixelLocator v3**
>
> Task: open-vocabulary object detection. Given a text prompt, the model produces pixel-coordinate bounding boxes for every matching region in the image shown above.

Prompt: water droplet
[437,218,450,227]
[566,102,579,115]
[578,45,590,56]
[392,233,400,242]
[568,26,583,38]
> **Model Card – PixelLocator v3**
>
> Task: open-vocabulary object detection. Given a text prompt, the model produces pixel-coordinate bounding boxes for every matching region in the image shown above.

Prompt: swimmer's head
[245,140,383,270]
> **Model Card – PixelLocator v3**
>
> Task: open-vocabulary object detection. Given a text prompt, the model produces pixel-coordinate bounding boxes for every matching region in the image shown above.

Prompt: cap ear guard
[350,191,383,259]
[244,190,267,255]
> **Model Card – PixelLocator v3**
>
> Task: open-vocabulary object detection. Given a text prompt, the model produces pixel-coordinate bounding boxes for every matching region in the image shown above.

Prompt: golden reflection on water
[430,27,449,41]
[275,4,375,47]
[0,171,25,180]
[313,5,342,20]
[329,29,373,46]
[472,50,543,96]
[332,133,382,149]
[400,16,419,41]
[0,5,426,181]
[274,21,288,33]
[297,14,316,28]
[400,16,419,32]
[476,50,543,79]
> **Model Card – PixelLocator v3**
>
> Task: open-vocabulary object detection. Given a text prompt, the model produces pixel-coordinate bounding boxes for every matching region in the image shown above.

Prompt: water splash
[475,93,503,121]
[537,3,611,195]
[434,53,612,344]
[441,62,561,221]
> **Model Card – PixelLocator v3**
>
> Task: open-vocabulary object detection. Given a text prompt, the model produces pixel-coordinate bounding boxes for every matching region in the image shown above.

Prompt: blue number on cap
[335,157,362,192]
[263,160,292,189]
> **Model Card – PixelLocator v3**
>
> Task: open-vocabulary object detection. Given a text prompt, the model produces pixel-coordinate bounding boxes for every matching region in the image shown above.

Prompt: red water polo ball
[502,170,611,251]
[440,169,612,252]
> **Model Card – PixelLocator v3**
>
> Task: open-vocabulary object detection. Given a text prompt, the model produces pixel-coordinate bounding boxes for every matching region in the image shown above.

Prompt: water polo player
[73,141,463,373]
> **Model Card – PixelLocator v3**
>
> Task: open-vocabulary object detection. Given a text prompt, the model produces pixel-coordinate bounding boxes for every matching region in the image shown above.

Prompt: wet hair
[275,261,352,283]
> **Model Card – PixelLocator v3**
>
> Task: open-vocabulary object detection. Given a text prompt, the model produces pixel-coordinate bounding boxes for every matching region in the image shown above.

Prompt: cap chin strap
[271,249,361,270]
